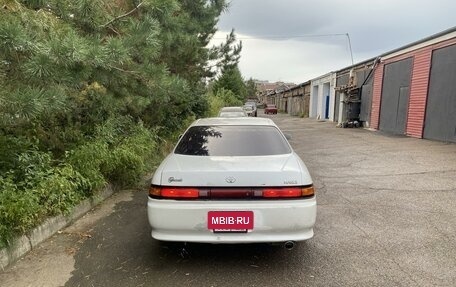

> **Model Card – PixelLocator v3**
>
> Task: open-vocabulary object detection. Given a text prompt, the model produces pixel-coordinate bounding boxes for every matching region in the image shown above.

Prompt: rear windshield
[174,125,291,156]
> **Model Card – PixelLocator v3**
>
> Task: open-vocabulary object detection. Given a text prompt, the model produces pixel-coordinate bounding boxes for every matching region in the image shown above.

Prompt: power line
[211,33,347,40]
[212,32,355,65]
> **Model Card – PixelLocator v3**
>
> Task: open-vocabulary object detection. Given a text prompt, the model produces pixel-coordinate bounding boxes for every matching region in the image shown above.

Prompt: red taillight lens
[149,186,199,198]
[263,187,302,198]
[161,187,199,198]
[262,186,314,198]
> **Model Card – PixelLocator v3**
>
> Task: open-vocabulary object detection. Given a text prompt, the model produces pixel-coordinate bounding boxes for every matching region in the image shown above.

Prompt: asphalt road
[2,112,456,287]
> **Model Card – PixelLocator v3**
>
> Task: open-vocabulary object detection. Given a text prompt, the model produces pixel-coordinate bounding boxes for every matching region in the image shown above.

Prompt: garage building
[370,27,456,142]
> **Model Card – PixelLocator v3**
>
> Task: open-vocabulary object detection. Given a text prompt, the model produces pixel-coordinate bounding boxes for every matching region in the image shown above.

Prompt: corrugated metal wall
[370,64,385,129]
[370,37,456,137]
[406,49,432,138]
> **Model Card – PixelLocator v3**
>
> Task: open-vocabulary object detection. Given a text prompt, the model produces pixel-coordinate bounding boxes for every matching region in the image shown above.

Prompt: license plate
[207,211,254,231]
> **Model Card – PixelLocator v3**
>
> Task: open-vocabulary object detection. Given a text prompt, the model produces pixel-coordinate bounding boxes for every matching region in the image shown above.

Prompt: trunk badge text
[284,180,298,184]
[225,176,236,183]
[168,177,183,183]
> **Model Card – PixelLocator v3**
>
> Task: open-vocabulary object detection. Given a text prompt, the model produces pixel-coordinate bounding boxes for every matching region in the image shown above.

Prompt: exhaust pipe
[284,241,295,250]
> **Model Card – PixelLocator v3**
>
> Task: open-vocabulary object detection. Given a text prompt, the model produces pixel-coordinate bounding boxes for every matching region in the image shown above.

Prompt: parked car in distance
[243,104,254,116]
[147,117,316,245]
[218,106,247,118]
[264,104,278,114]
[245,101,257,116]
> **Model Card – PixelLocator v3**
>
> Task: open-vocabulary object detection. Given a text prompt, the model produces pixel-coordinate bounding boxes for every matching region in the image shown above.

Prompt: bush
[0,136,36,175]
[65,141,108,193]
[65,118,160,190]
[0,124,158,247]
[0,118,162,247]
[35,164,90,216]
[102,123,158,187]
[104,148,145,187]
[0,159,90,247]
[0,176,41,248]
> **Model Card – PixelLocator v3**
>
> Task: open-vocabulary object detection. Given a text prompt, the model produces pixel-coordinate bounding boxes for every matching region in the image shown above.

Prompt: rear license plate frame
[207,211,254,232]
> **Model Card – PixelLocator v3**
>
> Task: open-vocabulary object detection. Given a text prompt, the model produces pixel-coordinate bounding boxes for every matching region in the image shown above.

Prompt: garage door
[360,84,372,122]
[424,44,456,143]
[379,58,413,134]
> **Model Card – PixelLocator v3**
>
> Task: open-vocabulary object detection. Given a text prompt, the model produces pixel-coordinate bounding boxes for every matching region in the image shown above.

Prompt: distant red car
[264,104,278,114]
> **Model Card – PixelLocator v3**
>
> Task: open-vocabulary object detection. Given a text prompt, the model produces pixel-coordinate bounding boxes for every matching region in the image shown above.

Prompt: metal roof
[379,25,456,57]
[336,25,456,73]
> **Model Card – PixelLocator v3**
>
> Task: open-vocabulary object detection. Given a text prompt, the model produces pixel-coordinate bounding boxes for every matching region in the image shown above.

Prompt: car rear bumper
[147,197,316,243]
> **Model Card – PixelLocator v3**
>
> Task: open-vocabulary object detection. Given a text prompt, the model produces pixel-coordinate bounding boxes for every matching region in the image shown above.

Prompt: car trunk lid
[159,154,311,187]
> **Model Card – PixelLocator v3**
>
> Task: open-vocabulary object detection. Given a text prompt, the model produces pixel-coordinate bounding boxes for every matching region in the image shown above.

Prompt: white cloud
[239,35,351,83]
[211,31,368,83]
[214,0,456,83]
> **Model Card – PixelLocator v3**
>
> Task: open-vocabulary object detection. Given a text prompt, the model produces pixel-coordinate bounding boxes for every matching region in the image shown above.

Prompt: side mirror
[284,133,292,140]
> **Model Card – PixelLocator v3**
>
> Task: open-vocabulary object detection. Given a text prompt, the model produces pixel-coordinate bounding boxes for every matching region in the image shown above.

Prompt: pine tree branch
[107,64,139,75]
[101,2,144,28]
[108,26,121,36]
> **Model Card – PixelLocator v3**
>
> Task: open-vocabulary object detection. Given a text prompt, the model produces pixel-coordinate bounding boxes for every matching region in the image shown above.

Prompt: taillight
[262,186,314,198]
[263,187,301,198]
[149,186,161,197]
[301,186,315,197]
[149,185,314,199]
[149,186,199,199]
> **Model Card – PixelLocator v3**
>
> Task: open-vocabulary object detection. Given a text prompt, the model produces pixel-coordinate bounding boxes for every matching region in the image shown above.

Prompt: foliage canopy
[0,0,241,247]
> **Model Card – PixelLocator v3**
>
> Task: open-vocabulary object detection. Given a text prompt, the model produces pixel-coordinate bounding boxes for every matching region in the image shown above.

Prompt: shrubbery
[0,153,89,246]
[0,118,161,248]
[0,177,41,241]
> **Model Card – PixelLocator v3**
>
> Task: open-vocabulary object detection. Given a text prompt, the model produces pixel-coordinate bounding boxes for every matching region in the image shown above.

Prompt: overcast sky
[210,0,456,84]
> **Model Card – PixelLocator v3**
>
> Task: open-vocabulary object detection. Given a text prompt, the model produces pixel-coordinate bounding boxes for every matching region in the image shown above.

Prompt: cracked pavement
[1,112,456,286]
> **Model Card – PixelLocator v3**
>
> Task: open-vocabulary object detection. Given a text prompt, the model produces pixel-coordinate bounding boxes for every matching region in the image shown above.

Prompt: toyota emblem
[225,176,236,183]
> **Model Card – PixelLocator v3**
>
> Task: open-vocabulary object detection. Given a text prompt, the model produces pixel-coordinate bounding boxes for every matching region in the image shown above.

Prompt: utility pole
[346,33,354,65]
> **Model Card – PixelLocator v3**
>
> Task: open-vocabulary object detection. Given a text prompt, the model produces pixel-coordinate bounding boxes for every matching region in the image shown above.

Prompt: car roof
[219,106,244,112]
[193,117,276,127]
[218,112,247,118]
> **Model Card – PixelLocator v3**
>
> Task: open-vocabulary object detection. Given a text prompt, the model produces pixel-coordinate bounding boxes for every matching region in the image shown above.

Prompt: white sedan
[218,106,247,118]
[147,117,316,246]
